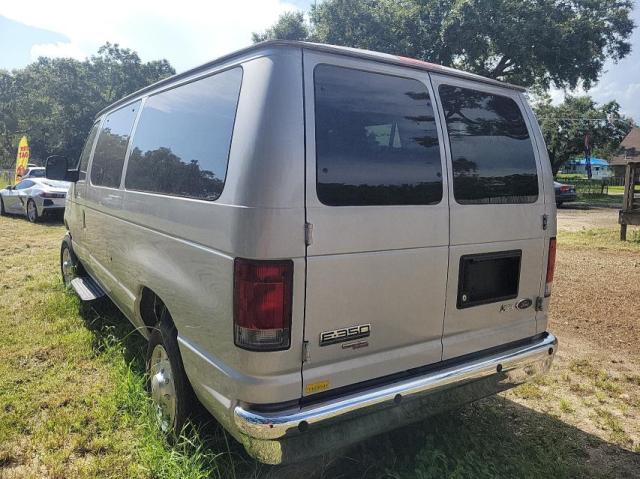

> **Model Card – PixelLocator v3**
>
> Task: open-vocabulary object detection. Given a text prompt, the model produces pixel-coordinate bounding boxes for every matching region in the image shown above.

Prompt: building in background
[562,157,612,179]
[611,127,640,178]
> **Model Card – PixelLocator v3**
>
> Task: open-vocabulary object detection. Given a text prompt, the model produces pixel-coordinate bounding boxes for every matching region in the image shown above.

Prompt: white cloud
[30,41,87,61]
[1,0,302,72]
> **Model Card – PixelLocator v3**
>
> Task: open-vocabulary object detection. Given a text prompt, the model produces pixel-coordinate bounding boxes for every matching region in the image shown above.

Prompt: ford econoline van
[47,41,558,464]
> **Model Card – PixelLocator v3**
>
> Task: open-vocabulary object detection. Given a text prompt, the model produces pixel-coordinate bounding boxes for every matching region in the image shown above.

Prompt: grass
[0,216,239,478]
[574,193,623,207]
[558,227,640,251]
[0,170,13,186]
[1,214,640,478]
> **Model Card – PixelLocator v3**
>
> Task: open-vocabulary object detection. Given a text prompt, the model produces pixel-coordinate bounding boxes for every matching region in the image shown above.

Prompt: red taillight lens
[234,258,293,351]
[560,186,570,193]
[544,238,556,297]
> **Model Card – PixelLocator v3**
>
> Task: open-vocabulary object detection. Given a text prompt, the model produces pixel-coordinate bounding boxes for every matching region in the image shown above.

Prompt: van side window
[314,65,442,206]
[91,101,140,188]
[124,68,243,201]
[438,85,538,204]
[77,122,100,181]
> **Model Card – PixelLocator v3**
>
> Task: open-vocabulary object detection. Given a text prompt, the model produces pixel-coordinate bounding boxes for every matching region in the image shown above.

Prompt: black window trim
[88,99,142,191]
[312,61,445,208]
[121,65,244,203]
[436,81,541,206]
[78,119,103,182]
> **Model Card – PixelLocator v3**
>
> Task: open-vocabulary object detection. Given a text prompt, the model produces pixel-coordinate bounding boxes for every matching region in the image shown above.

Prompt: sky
[0,0,638,120]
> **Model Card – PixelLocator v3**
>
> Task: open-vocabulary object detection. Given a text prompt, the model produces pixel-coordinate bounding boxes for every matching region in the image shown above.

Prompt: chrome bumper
[234,333,557,441]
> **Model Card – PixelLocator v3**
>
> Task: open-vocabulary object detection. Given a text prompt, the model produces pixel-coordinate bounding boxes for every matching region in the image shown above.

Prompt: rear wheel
[147,307,195,437]
[26,199,39,223]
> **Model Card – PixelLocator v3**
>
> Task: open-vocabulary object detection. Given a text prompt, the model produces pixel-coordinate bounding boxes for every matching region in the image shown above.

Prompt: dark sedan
[554,181,577,206]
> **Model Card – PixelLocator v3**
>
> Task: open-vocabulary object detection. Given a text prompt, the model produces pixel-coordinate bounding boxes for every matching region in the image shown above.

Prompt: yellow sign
[305,380,330,395]
[14,136,30,184]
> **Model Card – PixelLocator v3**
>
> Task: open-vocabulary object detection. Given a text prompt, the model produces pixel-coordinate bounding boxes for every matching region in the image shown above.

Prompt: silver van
[47,41,558,464]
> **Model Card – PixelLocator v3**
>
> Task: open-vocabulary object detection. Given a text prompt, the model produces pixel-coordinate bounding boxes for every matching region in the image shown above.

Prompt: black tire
[146,307,195,438]
[60,236,85,286]
[26,198,39,223]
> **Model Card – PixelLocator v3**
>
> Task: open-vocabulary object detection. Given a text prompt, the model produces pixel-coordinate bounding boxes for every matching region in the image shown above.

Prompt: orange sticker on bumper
[305,380,330,394]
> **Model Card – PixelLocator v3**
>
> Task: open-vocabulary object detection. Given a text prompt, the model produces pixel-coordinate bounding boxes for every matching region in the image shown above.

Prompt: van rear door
[301,52,450,396]
[431,75,548,360]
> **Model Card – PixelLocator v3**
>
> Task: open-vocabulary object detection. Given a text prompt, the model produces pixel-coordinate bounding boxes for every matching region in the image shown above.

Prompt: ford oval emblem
[516,298,533,310]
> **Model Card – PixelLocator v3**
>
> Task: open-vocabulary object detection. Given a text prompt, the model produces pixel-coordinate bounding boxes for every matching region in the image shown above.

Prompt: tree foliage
[253,0,634,90]
[0,43,174,168]
[534,95,635,174]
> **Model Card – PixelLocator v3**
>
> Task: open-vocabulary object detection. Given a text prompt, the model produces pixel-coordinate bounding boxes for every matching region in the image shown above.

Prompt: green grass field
[1,214,639,478]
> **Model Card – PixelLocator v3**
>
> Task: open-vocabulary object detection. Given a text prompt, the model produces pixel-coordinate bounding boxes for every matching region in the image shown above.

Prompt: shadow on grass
[0,210,65,227]
[74,298,640,479]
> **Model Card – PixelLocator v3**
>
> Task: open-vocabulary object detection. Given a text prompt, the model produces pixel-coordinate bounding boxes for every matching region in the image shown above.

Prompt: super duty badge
[320,324,370,346]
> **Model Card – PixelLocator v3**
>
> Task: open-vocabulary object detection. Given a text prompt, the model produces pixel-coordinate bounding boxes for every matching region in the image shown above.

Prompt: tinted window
[125,68,242,200]
[314,65,442,206]
[27,169,45,178]
[15,180,34,190]
[91,101,140,188]
[78,123,100,181]
[439,85,538,204]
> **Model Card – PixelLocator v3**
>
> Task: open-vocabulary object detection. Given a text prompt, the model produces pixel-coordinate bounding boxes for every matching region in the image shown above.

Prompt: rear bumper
[233,333,557,462]
[556,193,577,203]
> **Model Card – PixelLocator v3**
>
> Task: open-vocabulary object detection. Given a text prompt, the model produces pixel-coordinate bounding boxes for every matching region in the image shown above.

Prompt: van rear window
[314,65,442,206]
[125,67,242,201]
[438,85,538,205]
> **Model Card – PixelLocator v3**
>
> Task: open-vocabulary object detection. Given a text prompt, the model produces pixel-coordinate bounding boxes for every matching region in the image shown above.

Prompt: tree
[253,0,634,90]
[252,11,309,43]
[0,43,174,169]
[534,95,635,174]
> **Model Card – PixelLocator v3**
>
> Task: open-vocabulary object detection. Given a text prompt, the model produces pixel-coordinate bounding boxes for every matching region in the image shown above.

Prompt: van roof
[97,40,526,118]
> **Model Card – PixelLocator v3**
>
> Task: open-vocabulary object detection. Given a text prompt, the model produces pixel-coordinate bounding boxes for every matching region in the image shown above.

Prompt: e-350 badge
[319,324,371,346]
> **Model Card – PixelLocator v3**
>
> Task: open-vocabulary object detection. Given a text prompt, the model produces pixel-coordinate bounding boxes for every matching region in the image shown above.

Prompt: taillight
[544,238,556,297]
[233,258,293,351]
[560,186,570,193]
[40,192,65,198]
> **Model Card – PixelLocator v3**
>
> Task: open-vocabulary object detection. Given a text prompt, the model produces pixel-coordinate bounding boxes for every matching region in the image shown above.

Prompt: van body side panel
[107,50,306,405]
[430,74,547,360]
[302,51,450,394]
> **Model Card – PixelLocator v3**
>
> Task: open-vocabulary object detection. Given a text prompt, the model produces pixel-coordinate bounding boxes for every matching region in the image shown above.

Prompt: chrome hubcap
[149,344,176,433]
[27,201,36,221]
[61,248,75,286]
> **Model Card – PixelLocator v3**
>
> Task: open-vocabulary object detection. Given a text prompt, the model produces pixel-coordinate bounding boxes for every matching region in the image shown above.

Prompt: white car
[0,177,70,222]
[22,166,46,180]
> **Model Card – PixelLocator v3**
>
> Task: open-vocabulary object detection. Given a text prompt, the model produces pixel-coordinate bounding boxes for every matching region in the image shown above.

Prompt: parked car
[554,181,577,206]
[0,177,69,222]
[22,166,46,179]
[47,40,558,465]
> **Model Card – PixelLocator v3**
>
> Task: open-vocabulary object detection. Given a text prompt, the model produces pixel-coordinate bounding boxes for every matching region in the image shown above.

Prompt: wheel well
[139,287,174,333]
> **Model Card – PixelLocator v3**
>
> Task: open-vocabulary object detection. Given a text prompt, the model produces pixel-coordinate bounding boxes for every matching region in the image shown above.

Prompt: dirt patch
[550,247,640,356]
[557,207,620,232]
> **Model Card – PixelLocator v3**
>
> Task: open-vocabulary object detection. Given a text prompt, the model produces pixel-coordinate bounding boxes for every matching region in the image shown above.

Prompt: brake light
[559,186,570,193]
[544,238,556,297]
[233,258,293,351]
